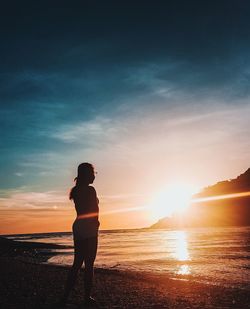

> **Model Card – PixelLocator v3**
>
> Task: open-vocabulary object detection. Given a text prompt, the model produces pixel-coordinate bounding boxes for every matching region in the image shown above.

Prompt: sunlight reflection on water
[172,231,191,275]
[173,231,190,261]
[177,264,191,275]
[22,226,250,288]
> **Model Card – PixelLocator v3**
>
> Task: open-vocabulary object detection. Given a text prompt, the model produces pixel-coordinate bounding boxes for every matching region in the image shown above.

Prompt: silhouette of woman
[61,163,100,306]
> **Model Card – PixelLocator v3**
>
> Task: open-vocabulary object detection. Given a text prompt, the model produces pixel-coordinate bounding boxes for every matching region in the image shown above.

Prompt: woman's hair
[69,163,95,200]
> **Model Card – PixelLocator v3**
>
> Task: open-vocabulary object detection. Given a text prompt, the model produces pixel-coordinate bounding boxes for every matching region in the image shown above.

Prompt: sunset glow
[149,183,198,220]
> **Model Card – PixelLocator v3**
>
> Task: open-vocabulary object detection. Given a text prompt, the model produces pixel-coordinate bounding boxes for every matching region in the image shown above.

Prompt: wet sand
[0,237,249,308]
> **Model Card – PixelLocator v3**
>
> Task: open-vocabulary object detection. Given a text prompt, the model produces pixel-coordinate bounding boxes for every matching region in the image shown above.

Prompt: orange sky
[1,104,250,235]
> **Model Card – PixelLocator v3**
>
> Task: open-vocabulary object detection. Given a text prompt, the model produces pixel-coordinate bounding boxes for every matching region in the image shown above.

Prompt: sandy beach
[0,237,249,309]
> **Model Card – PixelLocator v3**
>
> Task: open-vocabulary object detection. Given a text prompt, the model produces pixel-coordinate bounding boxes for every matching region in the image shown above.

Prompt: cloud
[123,58,250,105]
[51,117,118,144]
[0,190,68,209]
[15,173,23,177]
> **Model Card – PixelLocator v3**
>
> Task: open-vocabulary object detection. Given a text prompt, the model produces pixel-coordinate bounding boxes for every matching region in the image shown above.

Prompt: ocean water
[8,227,250,289]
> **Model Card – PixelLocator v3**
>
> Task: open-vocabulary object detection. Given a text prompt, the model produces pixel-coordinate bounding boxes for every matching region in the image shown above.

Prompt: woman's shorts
[73,219,99,240]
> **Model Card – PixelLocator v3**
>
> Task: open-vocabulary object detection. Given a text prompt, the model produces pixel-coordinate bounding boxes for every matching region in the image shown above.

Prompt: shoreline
[1,237,250,308]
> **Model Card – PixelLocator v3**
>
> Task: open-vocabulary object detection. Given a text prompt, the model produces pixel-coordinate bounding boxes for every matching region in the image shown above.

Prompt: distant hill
[150,168,250,229]
[195,168,250,197]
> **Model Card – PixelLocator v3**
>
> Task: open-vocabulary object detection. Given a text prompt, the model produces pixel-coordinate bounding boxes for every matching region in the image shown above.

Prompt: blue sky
[1,1,250,232]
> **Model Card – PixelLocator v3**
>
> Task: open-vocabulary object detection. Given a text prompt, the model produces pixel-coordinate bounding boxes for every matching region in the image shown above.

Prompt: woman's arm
[88,186,99,213]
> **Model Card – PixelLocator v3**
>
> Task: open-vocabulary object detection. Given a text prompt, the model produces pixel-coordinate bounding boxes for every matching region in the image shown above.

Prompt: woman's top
[72,185,100,239]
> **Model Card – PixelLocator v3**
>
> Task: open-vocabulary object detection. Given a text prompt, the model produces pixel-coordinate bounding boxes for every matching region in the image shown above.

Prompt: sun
[149,183,198,220]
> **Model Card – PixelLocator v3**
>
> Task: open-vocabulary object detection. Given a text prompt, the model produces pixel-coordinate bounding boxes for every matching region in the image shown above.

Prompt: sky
[1,1,250,234]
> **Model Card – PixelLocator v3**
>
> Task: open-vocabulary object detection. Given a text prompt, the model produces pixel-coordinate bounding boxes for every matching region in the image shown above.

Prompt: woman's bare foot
[83,296,98,307]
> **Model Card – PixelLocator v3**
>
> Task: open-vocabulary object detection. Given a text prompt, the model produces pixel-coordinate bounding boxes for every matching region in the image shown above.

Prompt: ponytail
[69,178,77,200]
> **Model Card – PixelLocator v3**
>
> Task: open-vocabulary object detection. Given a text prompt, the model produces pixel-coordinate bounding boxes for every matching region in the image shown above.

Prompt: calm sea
[8,227,250,290]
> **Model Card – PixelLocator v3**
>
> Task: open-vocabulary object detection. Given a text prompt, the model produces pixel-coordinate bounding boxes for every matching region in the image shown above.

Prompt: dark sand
[0,237,249,309]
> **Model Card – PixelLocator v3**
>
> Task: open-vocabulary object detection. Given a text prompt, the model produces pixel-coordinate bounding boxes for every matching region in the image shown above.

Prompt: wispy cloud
[0,190,68,209]
[51,117,118,143]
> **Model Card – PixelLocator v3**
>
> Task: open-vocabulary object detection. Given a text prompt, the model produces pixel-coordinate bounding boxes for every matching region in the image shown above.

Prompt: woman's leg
[62,237,85,302]
[83,236,98,302]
